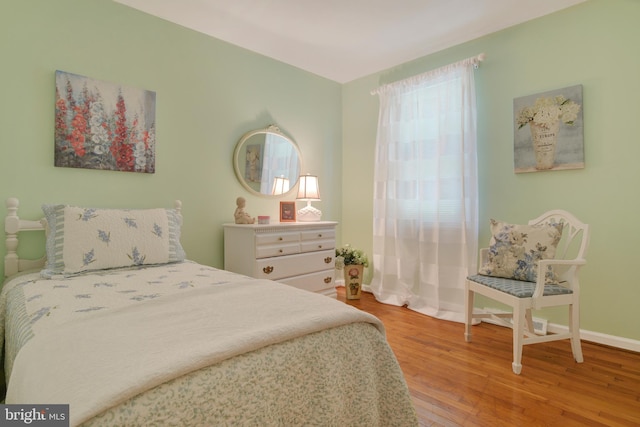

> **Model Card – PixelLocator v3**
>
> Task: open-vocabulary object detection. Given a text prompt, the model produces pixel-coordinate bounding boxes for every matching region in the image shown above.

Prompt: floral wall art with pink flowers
[54,70,156,173]
[513,85,583,173]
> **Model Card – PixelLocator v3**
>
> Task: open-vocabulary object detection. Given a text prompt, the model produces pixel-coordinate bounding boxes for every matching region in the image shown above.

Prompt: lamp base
[297,201,322,222]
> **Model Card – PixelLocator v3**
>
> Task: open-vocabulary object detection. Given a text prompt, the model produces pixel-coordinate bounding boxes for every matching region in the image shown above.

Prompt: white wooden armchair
[464,210,590,374]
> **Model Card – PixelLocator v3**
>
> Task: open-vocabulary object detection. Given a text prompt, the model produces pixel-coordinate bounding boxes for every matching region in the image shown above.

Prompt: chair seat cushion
[467,274,573,298]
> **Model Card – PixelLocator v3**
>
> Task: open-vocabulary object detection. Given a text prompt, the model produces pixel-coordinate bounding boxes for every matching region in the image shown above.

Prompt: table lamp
[296,174,321,221]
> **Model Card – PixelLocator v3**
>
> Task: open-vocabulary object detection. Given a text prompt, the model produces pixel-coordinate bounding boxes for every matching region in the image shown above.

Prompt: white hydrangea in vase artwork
[513,85,584,173]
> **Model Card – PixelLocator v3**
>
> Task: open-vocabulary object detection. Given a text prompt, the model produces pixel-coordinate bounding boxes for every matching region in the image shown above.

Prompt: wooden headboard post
[4,198,46,278]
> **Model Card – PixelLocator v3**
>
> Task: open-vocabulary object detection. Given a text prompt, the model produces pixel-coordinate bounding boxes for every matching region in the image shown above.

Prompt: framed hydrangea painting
[55,70,156,173]
[513,85,584,173]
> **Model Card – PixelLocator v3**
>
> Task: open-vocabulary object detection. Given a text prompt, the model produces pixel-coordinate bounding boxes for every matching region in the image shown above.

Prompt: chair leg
[512,305,525,374]
[569,302,584,363]
[525,309,535,334]
[464,285,473,343]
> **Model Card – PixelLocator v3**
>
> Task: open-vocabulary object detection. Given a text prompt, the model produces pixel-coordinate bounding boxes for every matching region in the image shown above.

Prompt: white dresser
[223,221,338,297]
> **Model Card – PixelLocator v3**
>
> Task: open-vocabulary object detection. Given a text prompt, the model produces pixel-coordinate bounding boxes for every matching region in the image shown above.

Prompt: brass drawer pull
[318,233,323,238]
[324,277,332,283]
[279,249,284,253]
[278,237,283,241]
[324,257,333,264]
[318,244,323,249]
[263,266,274,274]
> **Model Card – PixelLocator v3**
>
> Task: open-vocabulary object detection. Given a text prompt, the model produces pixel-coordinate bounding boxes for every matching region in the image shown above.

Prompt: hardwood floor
[336,287,640,427]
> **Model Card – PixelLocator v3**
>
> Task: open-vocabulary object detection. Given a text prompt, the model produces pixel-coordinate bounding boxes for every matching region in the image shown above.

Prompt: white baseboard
[546,323,640,353]
[356,287,640,353]
[480,315,640,353]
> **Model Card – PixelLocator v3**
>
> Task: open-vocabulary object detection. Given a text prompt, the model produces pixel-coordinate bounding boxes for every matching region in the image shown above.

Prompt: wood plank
[337,287,640,426]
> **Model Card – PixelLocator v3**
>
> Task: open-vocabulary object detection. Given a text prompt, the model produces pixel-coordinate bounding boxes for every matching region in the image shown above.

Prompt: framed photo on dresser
[279,201,296,222]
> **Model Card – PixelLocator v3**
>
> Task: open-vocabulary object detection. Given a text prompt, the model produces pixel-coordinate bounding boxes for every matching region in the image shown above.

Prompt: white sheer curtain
[370,55,481,323]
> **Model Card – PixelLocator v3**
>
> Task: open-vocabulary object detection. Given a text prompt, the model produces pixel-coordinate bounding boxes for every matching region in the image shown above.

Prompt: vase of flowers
[335,244,369,300]
[529,119,560,170]
[516,95,581,170]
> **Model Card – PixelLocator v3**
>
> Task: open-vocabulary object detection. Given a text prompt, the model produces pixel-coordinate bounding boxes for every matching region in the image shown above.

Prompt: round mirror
[233,125,302,197]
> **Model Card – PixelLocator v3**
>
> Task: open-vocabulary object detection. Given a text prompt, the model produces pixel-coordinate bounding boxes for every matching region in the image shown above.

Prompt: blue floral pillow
[478,219,563,283]
[41,204,186,278]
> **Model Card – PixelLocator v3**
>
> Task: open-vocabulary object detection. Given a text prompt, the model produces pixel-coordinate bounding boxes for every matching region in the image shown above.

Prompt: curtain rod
[371,53,486,96]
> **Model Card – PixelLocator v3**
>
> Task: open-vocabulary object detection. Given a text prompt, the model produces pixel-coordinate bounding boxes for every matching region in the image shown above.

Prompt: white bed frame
[4,198,183,278]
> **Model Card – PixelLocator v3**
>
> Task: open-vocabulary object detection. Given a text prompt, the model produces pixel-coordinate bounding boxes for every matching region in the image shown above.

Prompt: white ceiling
[114,0,586,83]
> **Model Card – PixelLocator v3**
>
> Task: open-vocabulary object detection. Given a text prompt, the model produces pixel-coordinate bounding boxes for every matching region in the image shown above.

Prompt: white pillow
[41,204,185,277]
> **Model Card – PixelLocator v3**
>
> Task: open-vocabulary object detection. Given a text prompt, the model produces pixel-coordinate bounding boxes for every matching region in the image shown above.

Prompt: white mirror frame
[233,125,302,198]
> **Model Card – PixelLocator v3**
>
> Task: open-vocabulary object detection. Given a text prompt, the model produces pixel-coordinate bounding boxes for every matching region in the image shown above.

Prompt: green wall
[343,0,640,341]
[2,0,638,343]
[0,0,342,271]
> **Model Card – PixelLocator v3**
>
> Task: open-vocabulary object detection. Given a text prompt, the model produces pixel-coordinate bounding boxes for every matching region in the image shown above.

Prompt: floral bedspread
[0,261,246,378]
[0,262,418,426]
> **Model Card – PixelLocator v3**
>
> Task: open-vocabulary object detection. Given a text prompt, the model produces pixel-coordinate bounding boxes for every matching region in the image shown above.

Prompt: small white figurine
[234,197,255,224]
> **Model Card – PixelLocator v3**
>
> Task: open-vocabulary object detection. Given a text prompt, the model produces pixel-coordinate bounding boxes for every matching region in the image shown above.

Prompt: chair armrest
[532,258,587,302]
[538,259,587,267]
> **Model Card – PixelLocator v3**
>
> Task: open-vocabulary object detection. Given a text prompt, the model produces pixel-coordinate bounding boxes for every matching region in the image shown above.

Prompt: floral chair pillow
[478,219,563,283]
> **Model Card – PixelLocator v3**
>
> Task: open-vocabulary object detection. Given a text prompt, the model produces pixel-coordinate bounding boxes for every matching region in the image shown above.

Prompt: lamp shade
[296,174,321,200]
[271,176,290,195]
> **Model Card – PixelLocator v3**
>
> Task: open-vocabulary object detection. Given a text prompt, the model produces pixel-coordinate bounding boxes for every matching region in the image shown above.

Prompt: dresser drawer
[279,269,335,293]
[300,238,334,253]
[300,229,335,242]
[255,231,300,246]
[256,242,301,258]
[255,249,335,280]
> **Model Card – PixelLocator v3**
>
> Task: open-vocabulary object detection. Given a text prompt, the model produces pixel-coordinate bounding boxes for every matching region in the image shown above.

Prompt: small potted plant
[335,244,369,300]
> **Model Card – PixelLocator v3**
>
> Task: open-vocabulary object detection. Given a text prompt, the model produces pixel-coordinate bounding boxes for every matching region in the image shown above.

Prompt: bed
[0,198,417,426]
